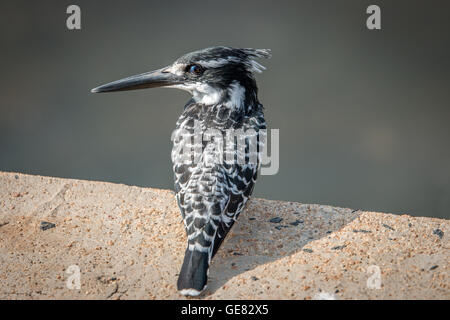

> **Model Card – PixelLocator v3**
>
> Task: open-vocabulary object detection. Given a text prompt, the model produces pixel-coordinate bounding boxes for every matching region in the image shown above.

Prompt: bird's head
[91,46,271,107]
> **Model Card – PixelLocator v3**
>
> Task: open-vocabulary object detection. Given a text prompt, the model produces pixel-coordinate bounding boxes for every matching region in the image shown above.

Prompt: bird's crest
[241,48,272,73]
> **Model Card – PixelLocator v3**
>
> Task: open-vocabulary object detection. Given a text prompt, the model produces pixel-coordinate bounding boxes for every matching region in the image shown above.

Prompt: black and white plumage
[91,46,271,296]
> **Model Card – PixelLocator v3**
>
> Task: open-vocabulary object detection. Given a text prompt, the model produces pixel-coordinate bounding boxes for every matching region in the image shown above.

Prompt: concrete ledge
[0,171,448,299]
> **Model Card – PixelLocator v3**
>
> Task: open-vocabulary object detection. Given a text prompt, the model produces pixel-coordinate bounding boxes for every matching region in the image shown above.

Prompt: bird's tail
[177,248,209,296]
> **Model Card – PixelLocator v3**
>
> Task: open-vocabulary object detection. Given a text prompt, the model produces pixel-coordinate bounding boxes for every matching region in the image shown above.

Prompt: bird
[91,46,271,296]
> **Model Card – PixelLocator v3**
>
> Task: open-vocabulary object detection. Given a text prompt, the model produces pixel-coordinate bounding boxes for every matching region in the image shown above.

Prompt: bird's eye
[187,64,203,75]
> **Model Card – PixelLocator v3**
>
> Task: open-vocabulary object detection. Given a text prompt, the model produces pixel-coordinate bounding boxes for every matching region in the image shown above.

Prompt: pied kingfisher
[91,47,271,296]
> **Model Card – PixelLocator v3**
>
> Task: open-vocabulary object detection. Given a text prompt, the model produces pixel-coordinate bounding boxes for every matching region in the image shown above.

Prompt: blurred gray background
[1,1,449,218]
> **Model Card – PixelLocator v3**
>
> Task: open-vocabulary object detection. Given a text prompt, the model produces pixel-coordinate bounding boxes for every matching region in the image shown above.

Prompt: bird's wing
[172,108,264,261]
[175,162,257,262]
[175,159,230,261]
[211,162,258,258]
[211,118,265,256]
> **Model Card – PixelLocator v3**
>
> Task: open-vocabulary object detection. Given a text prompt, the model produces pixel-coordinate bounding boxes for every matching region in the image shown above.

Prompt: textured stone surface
[0,171,448,299]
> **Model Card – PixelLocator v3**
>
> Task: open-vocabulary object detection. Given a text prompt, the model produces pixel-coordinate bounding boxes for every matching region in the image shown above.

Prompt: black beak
[91,67,183,93]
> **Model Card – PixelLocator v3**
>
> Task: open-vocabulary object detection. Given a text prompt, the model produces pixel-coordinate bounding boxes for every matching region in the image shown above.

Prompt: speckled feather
[173,102,265,248]
[172,100,266,294]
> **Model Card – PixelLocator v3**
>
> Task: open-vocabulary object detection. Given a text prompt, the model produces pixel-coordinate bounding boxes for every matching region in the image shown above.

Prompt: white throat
[169,80,245,109]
